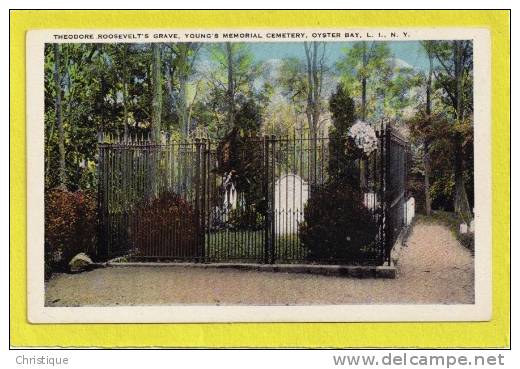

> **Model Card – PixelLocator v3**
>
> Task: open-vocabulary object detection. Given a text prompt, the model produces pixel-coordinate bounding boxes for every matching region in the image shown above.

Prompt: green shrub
[227,207,264,230]
[45,189,97,278]
[299,181,379,262]
[128,191,197,255]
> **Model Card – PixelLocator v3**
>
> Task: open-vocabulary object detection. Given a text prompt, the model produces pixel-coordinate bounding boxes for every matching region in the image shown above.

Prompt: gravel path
[45,220,474,306]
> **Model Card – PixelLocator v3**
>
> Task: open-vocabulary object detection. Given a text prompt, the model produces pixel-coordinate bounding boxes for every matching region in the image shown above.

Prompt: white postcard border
[26,28,492,323]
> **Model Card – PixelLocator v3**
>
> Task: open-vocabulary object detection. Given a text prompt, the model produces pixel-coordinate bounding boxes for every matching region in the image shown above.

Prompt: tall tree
[277,57,310,131]
[303,42,327,135]
[423,41,433,215]
[164,43,201,137]
[337,41,392,122]
[304,42,327,184]
[408,42,437,215]
[114,44,132,139]
[151,43,163,142]
[53,44,67,189]
[203,42,259,135]
[432,40,473,221]
[422,41,434,215]
[225,43,235,129]
[276,44,328,184]
[337,42,392,189]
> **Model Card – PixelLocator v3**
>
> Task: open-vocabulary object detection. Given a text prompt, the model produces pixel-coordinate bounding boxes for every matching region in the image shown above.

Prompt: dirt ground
[45,220,474,306]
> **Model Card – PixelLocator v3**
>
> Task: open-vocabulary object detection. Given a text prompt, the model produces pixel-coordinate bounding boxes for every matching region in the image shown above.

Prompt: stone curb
[106,261,396,279]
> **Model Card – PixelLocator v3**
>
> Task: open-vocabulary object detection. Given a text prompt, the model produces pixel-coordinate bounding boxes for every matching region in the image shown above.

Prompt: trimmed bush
[328,83,359,185]
[299,181,379,263]
[300,83,379,264]
[128,191,197,255]
[45,189,97,278]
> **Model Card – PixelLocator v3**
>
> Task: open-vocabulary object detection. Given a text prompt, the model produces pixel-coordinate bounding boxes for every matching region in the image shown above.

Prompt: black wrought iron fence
[383,128,409,262]
[97,125,408,265]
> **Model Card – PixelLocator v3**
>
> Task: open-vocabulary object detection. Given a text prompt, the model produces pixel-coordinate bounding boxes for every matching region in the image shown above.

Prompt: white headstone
[274,174,309,234]
[469,219,475,233]
[223,184,237,210]
[405,197,415,226]
[364,192,379,211]
[222,172,238,210]
[459,223,468,234]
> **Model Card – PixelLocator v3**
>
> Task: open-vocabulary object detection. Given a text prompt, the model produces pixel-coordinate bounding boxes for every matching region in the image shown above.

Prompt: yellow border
[10,10,510,348]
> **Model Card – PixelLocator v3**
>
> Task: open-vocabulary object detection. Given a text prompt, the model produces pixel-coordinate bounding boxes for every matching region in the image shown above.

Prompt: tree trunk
[151,43,162,143]
[358,42,368,190]
[361,42,368,121]
[423,142,432,215]
[226,43,235,132]
[424,45,433,215]
[304,42,322,186]
[177,45,189,137]
[361,78,367,121]
[122,45,130,140]
[53,44,66,190]
[179,73,188,136]
[452,41,472,221]
[123,81,129,139]
[453,134,471,219]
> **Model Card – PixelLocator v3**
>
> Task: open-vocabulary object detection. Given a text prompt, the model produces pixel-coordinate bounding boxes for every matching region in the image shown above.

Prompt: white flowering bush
[347,120,378,156]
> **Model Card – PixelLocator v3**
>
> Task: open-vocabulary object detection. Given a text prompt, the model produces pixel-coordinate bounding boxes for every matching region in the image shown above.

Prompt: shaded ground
[45,219,474,306]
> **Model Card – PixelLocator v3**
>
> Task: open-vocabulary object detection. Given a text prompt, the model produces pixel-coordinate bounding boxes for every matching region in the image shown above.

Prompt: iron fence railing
[97,126,408,265]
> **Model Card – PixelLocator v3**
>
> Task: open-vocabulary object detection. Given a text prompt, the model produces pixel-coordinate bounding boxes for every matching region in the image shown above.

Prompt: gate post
[378,125,385,265]
[194,138,202,262]
[200,139,207,262]
[263,135,278,264]
[270,135,276,263]
[96,139,108,259]
[384,125,392,266]
[263,135,270,264]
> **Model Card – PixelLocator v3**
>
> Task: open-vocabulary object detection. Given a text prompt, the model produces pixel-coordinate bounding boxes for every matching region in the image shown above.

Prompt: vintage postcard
[26,28,491,323]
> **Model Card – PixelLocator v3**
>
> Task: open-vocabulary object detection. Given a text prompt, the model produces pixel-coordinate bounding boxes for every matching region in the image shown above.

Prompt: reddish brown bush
[45,189,97,275]
[129,192,197,257]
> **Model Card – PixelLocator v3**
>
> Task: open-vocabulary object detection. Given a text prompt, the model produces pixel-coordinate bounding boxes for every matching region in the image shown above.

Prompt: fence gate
[97,138,204,260]
[201,134,331,264]
[97,126,407,265]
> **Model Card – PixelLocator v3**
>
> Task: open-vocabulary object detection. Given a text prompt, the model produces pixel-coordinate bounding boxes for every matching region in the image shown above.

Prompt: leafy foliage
[234,97,263,132]
[216,130,267,217]
[44,43,153,191]
[408,109,473,213]
[336,41,392,121]
[213,95,265,219]
[45,189,97,277]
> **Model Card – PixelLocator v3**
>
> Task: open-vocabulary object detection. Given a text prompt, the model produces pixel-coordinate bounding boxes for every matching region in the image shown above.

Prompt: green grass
[415,211,475,252]
[205,229,307,262]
